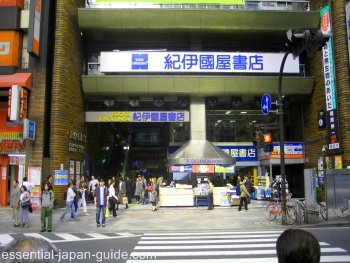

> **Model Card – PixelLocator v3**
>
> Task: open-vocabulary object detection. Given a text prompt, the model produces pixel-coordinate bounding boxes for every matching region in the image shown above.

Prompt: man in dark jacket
[125,176,133,204]
[244,176,253,204]
[94,179,109,227]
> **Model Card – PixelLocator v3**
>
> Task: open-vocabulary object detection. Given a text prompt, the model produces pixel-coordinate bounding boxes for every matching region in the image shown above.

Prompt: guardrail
[85,0,310,11]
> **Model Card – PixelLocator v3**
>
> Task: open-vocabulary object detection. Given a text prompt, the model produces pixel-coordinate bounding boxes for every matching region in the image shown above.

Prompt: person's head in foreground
[2,236,58,263]
[276,228,320,263]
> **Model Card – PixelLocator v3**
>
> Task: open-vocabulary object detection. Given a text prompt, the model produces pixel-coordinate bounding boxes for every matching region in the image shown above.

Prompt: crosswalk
[126,231,350,263]
[0,232,138,246]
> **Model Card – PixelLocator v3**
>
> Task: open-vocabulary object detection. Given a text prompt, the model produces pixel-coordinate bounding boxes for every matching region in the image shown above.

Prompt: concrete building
[0,0,349,207]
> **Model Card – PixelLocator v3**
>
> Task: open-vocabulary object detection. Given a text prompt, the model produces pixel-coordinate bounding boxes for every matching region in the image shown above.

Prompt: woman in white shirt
[60,182,81,222]
[108,181,118,217]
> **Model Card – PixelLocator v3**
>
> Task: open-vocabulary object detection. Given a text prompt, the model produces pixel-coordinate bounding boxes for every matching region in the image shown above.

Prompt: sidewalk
[1,199,349,234]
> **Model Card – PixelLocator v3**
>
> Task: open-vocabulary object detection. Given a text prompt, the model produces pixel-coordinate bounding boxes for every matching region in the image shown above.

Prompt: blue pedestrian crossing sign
[261,94,272,115]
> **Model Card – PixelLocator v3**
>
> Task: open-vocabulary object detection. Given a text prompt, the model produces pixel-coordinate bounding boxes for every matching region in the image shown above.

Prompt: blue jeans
[140,189,146,204]
[96,205,106,224]
[60,201,78,220]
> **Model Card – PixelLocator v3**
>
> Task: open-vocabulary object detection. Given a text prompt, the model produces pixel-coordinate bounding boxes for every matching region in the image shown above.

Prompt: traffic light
[286,28,331,59]
[263,133,274,152]
[252,131,263,149]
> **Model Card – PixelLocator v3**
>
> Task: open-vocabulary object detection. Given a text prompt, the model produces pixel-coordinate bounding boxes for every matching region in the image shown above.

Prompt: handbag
[21,200,31,208]
[147,185,152,192]
[122,196,128,204]
[105,208,110,218]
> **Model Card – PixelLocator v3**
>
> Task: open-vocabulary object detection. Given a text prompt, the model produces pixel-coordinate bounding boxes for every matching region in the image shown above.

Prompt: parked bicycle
[298,199,327,221]
[266,200,297,225]
[333,199,349,218]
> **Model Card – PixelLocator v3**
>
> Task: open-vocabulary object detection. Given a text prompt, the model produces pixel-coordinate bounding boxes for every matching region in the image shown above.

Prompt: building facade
[1,0,349,206]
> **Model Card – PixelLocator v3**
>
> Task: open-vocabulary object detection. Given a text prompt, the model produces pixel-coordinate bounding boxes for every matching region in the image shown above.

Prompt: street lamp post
[277,50,290,226]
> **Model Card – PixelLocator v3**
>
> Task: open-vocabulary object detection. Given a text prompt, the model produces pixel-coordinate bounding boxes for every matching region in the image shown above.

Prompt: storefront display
[159,186,193,206]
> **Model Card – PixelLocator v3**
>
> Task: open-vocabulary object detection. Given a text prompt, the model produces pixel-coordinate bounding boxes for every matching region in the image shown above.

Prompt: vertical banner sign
[28,0,42,56]
[320,4,340,153]
[346,2,350,67]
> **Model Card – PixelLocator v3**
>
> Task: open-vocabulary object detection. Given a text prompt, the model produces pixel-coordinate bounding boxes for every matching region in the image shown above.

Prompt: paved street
[0,199,349,234]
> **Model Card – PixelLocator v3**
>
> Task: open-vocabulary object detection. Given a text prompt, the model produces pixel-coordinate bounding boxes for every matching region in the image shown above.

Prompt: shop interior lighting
[129,97,140,107]
[231,96,242,107]
[103,97,115,107]
[153,96,164,107]
[177,96,190,107]
[225,111,231,114]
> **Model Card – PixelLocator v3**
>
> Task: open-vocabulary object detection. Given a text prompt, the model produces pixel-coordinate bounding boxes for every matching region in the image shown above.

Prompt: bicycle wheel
[286,206,296,225]
[319,204,327,221]
[334,205,349,218]
[266,204,277,221]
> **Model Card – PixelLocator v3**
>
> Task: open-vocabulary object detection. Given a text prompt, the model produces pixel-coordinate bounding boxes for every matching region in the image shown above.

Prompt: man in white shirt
[88,175,99,197]
[22,177,35,192]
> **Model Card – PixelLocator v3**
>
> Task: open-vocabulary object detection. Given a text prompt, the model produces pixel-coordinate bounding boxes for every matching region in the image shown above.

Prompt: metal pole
[278,51,290,225]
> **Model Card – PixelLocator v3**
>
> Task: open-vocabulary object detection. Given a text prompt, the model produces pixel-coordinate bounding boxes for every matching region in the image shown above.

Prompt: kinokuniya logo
[132,54,148,70]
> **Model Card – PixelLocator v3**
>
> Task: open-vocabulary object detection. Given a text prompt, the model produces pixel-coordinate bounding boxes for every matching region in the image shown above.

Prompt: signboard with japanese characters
[86,111,189,122]
[321,4,340,153]
[100,52,299,74]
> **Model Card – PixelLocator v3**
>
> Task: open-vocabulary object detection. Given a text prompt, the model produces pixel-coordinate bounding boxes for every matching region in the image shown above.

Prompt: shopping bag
[105,208,110,218]
[122,196,128,205]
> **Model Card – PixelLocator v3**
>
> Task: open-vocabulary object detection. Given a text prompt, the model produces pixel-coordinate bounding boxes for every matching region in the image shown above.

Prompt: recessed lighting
[230,120,235,122]
[252,120,256,123]
[217,120,222,123]
[225,111,231,115]
[240,111,247,114]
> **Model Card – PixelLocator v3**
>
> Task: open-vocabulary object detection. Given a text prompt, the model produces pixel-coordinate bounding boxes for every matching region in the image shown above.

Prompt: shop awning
[167,140,236,166]
[0,73,32,90]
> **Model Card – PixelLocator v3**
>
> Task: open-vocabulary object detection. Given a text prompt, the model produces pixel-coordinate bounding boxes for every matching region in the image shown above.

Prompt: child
[39,183,55,232]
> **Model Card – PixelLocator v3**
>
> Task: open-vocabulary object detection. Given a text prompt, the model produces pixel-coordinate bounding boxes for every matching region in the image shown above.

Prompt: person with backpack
[39,182,55,232]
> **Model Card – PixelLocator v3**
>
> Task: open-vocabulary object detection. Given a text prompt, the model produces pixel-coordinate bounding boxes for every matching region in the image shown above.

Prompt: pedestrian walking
[149,177,158,211]
[206,178,214,210]
[125,176,133,204]
[10,180,21,227]
[134,176,142,203]
[244,175,253,204]
[78,180,90,216]
[117,178,128,209]
[94,179,109,227]
[139,176,147,205]
[39,182,55,232]
[108,180,118,217]
[60,182,81,222]
[71,179,80,216]
[238,179,250,211]
[18,185,31,228]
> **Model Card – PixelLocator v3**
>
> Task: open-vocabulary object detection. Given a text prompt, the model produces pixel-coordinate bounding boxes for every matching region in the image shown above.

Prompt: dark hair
[23,177,28,182]
[42,183,50,192]
[14,179,19,184]
[47,175,52,180]
[276,229,320,263]
[21,185,28,192]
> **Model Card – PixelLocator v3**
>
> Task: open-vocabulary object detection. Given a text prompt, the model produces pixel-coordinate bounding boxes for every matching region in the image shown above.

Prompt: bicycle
[266,201,297,225]
[299,199,327,221]
[334,200,349,218]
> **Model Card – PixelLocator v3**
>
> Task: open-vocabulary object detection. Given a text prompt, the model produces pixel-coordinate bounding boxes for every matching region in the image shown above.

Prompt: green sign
[96,0,243,4]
